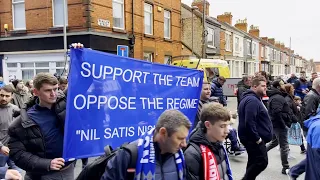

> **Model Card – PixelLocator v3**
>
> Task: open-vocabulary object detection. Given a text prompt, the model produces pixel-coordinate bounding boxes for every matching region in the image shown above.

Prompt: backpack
[76,142,138,180]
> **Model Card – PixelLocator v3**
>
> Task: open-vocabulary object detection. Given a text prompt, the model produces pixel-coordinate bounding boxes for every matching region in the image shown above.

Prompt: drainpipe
[130,0,135,58]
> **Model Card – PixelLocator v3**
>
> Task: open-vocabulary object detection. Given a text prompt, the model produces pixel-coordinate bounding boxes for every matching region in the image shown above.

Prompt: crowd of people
[0,43,317,180]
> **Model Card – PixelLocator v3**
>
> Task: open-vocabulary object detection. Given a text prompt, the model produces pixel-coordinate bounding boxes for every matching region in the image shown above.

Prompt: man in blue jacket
[238,75,273,180]
[301,108,320,179]
[211,76,227,106]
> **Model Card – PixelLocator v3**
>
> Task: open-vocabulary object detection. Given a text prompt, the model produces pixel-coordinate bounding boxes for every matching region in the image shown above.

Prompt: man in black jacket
[265,80,292,174]
[184,102,232,180]
[289,77,320,179]
[237,75,252,106]
[8,73,73,180]
[238,75,273,180]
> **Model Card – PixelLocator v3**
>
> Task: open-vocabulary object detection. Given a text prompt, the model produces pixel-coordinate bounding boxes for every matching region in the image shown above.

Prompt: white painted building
[2,50,69,83]
[247,39,260,76]
[231,33,244,77]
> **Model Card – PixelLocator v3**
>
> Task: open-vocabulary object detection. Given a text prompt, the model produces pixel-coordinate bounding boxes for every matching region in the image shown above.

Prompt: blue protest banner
[63,48,203,160]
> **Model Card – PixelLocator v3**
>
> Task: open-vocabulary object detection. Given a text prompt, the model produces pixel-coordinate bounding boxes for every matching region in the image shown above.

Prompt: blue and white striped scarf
[135,128,185,180]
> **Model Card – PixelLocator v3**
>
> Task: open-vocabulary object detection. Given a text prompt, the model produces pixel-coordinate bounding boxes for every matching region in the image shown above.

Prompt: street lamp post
[62,0,68,76]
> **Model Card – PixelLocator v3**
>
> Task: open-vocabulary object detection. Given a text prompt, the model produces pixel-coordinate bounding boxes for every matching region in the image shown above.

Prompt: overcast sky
[182,0,319,61]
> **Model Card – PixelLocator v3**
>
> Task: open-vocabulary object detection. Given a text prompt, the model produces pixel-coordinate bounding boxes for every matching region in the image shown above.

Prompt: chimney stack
[261,37,268,42]
[235,18,248,32]
[192,0,210,16]
[249,25,260,38]
[268,38,275,45]
[280,43,285,50]
[217,12,233,25]
[275,41,281,48]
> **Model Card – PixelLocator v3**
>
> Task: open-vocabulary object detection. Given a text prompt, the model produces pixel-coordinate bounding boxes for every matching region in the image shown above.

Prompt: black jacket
[238,90,273,143]
[184,128,229,180]
[302,89,320,130]
[284,94,298,124]
[237,80,250,106]
[267,88,292,128]
[8,96,66,178]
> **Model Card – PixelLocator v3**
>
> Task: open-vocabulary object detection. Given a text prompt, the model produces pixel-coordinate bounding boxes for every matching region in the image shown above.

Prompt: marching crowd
[0,44,317,180]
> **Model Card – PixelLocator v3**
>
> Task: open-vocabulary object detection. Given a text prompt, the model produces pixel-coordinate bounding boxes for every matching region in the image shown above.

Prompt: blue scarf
[222,145,233,180]
[135,128,185,180]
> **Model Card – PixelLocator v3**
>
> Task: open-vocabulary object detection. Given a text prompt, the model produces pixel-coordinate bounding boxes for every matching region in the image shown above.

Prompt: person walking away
[303,107,320,180]
[0,85,21,173]
[11,80,31,109]
[307,72,318,90]
[293,96,306,153]
[184,102,233,180]
[266,81,295,174]
[211,76,227,107]
[238,75,273,180]
[101,109,190,180]
[293,71,309,100]
[288,77,320,179]
[237,75,252,106]
[8,73,74,180]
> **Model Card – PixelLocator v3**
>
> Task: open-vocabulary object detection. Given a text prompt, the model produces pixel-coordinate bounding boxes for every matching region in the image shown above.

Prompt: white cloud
[182,0,319,61]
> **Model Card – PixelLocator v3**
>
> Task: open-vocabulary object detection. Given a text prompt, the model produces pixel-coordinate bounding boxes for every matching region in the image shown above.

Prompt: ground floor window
[5,61,67,81]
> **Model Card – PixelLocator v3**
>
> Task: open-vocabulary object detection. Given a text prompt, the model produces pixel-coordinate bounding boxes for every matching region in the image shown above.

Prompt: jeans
[266,128,290,169]
[242,141,268,180]
[0,153,21,173]
[227,128,241,150]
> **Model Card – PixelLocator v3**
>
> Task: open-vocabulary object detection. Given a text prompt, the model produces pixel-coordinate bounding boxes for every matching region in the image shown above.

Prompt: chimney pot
[217,12,233,25]
[235,18,248,32]
[192,0,210,16]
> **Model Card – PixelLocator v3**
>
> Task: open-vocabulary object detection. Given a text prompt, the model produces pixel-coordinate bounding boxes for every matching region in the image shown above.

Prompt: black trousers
[242,141,269,180]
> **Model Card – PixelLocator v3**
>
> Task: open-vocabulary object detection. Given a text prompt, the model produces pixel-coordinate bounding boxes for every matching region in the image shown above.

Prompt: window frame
[247,40,251,55]
[164,10,171,39]
[225,32,231,51]
[112,0,125,29]
[235,37,240,52]
[12,0,26,30]
[52,0,69,27]
[143,52,153,62]
[207,27,215,48]
[144,3,153,35]
[252,43,257,57]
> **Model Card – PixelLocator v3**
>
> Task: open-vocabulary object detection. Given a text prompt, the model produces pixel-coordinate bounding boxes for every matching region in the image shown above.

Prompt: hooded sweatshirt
[0,103,20,147]
[238,90,273,143]
[184,128,232,180]
[304,111,320,180]
[12,90,31,109]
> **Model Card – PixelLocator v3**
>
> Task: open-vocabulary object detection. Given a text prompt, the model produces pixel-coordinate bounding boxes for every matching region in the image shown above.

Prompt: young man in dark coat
[266,80,294,174]
[8,73,73,180]
[184,102,233,180]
